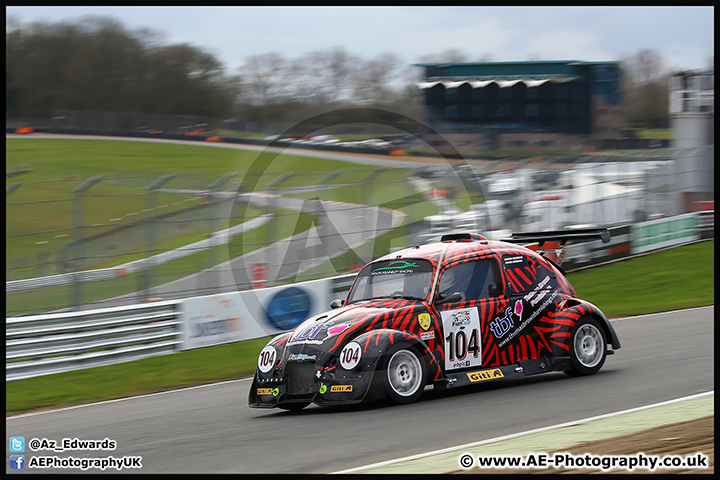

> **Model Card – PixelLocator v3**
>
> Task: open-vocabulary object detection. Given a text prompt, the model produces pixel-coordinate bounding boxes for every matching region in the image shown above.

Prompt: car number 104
[445,329,480,362]
[340,341,362,370]
[258,346,277,373]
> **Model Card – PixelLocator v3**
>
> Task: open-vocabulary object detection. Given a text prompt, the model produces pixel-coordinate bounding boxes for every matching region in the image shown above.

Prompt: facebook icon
[10,455,25,470]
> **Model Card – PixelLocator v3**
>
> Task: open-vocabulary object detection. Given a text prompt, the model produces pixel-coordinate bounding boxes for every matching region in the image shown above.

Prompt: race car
[249,229,620,410]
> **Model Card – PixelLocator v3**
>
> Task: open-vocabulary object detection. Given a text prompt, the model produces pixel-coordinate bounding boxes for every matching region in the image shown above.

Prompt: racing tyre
[566,317,607,376]
[382,344,426,404]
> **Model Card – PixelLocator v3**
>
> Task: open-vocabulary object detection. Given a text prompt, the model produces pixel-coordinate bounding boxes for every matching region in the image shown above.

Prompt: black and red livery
[249,229,620,410]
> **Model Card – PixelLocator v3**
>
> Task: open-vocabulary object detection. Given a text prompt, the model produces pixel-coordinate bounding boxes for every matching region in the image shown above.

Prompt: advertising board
[181,277,333,350]
[631,213,700,255]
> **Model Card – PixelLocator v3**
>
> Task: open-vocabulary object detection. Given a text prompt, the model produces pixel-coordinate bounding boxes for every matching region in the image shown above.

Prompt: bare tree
[620,48,670,128]
[623,48,666,84]
[352,52,403,106]
[291,47,360,105]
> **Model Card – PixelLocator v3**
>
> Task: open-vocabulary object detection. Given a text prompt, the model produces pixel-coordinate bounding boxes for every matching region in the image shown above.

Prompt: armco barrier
[6,300,182,381]
[6,214,713,381]
[6,214,273,294]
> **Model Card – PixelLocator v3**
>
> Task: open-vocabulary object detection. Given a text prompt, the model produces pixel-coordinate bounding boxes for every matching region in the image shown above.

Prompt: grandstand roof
[414,60,621,83]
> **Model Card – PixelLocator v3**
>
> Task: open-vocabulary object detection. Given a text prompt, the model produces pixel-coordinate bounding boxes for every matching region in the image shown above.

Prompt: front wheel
[566,317,607,376]
[382,344,426,404]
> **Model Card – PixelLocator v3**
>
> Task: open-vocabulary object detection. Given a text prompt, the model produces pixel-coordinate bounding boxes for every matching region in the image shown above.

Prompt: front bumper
[248,360,380,408]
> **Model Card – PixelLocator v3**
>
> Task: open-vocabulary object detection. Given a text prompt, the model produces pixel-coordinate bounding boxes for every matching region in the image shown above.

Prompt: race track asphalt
[6,306,714,474]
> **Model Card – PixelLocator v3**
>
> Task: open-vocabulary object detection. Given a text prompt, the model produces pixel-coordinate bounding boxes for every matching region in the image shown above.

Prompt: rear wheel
[566,317,607,376]
[382,344,426,404]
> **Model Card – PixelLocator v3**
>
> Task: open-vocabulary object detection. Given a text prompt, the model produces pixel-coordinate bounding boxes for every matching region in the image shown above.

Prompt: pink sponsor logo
[514,300,523,318]
[327,324,350,336]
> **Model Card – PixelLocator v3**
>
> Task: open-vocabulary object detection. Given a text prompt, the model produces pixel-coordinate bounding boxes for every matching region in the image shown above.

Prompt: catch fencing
[6,145,714,317]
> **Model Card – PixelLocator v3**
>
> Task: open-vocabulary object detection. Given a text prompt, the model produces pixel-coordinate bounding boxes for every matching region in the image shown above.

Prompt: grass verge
[5,240,714,416]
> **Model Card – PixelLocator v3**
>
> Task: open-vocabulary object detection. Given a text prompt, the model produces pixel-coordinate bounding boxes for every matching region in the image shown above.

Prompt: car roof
[372,239,534,266]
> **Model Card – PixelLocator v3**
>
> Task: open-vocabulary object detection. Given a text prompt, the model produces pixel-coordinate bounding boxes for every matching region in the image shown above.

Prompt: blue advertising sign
[265,287,313,331]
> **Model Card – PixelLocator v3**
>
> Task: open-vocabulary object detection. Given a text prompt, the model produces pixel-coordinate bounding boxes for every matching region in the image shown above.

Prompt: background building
[667,69,714,212]
[414,60,625,152]
[669,70,714,148]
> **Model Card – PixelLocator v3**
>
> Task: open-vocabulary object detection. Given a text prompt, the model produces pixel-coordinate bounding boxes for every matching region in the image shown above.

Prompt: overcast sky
[6,6,714,74]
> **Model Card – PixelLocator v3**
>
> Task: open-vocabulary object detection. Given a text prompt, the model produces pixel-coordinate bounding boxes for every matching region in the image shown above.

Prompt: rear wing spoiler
[500,228,611,268]
[500,228,611,247]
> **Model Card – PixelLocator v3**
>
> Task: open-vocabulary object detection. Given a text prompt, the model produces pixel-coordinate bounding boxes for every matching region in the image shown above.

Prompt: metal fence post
[207,173,236,294]
[143,173,176,302]
[265,173,294,287]
[71,175,103,309]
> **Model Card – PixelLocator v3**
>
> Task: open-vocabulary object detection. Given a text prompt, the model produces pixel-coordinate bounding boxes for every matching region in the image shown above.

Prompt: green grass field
[5,240,713,416]
[6,138,400,262]
[6,138,437,314]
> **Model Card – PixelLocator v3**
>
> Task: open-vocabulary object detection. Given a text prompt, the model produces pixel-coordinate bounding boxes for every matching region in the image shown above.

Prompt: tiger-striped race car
[249,230,620,410]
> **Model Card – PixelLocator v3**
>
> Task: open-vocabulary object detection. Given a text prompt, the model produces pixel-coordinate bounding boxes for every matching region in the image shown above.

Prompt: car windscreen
[347,259,434,303]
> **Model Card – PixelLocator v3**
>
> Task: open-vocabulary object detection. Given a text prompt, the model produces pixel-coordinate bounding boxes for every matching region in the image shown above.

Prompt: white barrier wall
[180,277,333,350]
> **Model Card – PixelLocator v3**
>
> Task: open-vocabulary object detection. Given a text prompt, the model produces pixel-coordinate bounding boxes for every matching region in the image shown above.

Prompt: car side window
[438,258,501,302]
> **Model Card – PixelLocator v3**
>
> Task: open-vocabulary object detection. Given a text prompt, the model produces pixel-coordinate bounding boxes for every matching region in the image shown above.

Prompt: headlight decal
[258,345,277,373]
[339,341,362,370]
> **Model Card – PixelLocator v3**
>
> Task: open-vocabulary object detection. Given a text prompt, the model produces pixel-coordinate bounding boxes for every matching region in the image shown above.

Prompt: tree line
[6,15,685,133]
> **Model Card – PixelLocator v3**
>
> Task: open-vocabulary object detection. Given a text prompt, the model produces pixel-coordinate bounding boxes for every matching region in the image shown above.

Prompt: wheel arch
[564,299,621,350]
[350,328,441,384]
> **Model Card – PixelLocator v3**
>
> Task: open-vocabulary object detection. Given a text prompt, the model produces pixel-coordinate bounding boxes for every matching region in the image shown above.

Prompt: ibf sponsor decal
[489,300,523,340]
[441,308,482,371]
[467,368,504,382]
[330,385,353,393]
[289,318,351,345]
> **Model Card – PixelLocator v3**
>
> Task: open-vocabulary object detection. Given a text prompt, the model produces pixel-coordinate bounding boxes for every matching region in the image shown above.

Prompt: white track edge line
[330,390,714,474]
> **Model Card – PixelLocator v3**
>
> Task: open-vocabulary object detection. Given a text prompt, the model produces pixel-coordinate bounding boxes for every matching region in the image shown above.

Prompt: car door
[433,257,506,371]
[495,252,560,364]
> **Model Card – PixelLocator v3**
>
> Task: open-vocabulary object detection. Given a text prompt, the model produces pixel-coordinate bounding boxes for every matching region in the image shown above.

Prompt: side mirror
[435,291,464,304]
[330,299,344,309]
[488,283,501,298]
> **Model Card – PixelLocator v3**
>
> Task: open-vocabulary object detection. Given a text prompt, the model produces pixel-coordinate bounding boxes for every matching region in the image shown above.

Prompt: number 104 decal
[441,308,482,371]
